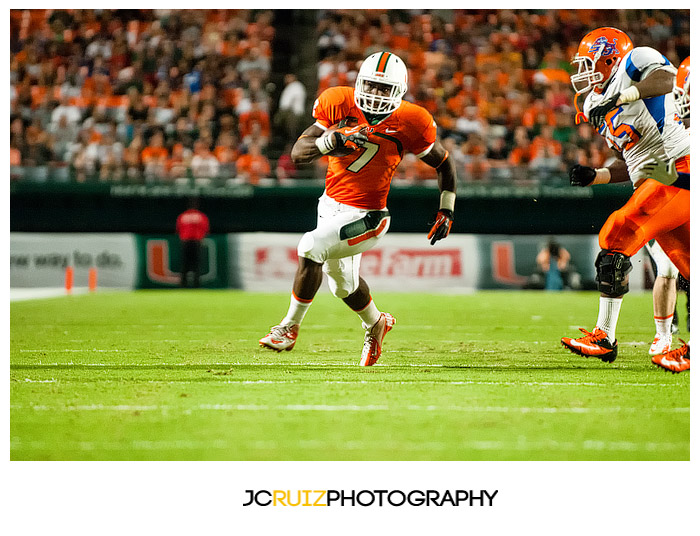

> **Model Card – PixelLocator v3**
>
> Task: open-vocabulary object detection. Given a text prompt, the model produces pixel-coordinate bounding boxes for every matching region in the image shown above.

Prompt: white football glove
[639,155,678,186]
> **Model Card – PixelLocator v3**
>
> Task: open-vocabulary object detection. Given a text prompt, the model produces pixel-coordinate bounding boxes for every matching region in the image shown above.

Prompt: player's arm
[421,139,457,245]
[290,123,368,165]
[290,125,325,164]
[570,149,629,186]
[589,68,674,128]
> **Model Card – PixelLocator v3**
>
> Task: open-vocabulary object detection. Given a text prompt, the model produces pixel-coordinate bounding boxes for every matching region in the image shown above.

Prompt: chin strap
[365,112,391,126]
[574,91,588,125]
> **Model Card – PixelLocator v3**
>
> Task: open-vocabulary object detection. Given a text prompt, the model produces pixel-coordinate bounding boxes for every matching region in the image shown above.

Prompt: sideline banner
[10,232,648,292]
[231,233,648,293]
[134,234,229,289]
[474,235,647,291]
[10,233,138,288]
[231,232,480,293]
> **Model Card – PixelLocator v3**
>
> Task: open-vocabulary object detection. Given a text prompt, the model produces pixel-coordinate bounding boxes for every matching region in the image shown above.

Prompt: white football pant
[297,193,390,298]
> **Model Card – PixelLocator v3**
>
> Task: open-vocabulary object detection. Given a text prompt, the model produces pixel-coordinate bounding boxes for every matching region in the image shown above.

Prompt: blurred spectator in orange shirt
[236,142,271,185]
[238,99,270,142]
[214,131,239,179]
[167,143,192,181]
[509,126,534,166]
[141,130,169,181]
[530,125,562,157]
[521,98,556,129]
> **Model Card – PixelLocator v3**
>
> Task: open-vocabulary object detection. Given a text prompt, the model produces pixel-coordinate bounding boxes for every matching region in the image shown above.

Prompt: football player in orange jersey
[642,55,690,373]
[259,51,457,366]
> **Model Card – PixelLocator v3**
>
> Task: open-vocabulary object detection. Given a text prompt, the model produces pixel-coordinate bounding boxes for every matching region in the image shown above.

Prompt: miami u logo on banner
[146,239,217,285]
[491,241,527,286]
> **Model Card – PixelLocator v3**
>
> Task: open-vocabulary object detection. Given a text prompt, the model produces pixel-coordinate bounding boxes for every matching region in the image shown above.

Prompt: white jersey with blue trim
[583,46,690,186]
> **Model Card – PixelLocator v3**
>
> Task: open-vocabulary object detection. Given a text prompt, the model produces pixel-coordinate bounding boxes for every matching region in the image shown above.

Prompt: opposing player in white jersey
[561,27,690,364]
[642,55,691,373]
[258,52,457,366]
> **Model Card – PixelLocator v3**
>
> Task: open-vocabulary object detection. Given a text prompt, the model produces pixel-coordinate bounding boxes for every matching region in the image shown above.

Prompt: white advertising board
[10,233,138,288]
[231,232,480,293]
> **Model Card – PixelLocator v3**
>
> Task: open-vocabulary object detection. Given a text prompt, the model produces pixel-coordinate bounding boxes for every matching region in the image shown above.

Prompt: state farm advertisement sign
[232,233,479,292]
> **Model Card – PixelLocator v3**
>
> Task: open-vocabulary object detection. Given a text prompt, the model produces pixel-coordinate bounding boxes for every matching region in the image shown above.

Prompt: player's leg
[651,225,691,370]
[259,197,333,352]
[259,253,325,352]
[192,240,202,288]
[561,204,639,362]
[560,248,632,362]
[181,240,197,288]
[324,251,394,367]
[260,195,391,354]
[562,181,688,363]
[646,241,679,354]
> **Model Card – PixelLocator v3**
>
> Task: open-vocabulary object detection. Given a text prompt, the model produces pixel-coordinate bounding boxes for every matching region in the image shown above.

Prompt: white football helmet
[354,51,408,115]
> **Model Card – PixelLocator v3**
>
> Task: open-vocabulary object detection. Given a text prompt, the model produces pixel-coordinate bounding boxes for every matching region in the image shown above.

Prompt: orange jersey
[312,86,437,210]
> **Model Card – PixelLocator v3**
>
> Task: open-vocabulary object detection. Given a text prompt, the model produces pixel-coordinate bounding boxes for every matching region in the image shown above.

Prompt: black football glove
[334,124,369,151]
[428,209,454,245]
[569,164,597,187]
[588,92,621,129]
[316,123,369,154]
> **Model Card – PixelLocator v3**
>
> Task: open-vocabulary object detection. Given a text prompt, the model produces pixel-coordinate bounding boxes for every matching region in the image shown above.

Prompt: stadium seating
[9,9,690,185]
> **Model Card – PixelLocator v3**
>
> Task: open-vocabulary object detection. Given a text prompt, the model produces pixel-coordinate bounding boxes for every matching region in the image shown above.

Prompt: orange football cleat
[651,341,690,373]
[360,312,395,366]
[259,323,300,352]
[561,327,618,363]
[649,333,672,356]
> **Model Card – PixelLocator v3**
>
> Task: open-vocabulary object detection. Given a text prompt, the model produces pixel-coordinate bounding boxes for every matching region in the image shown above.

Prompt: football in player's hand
[325,122,369,156]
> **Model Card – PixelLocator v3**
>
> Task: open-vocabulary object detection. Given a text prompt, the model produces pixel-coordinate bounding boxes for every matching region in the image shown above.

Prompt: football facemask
[673,56,690,119]
[354,51,408,115]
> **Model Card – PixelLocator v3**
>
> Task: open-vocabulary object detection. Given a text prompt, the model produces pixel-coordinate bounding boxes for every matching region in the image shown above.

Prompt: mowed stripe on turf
[10,437,687,453]
[12,403,689,413]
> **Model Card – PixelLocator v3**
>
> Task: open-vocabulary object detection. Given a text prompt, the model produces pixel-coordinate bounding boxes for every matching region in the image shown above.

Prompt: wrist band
[593,167,612,185]
[439,190,456,211]
[315,134,335,155]
[619,86,640,103]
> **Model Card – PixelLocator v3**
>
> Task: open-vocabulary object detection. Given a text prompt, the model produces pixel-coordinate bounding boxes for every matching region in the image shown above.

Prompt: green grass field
[10,289,689,461]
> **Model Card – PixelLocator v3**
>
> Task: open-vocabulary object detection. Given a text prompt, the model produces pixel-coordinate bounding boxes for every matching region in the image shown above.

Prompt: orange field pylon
[88,267,98,292]
[65,266,74,294]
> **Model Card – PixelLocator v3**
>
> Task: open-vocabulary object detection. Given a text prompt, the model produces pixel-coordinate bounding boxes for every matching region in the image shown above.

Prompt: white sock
[282,293,312,326]
[356,299,381,329]
[654,314,673,336]
[596,297,623,342]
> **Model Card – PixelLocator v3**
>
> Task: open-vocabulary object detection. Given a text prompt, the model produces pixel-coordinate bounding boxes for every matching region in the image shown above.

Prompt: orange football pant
[599,178,690,281]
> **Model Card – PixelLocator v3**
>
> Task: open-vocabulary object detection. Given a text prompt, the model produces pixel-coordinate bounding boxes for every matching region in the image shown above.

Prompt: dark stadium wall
[10,182,633,235]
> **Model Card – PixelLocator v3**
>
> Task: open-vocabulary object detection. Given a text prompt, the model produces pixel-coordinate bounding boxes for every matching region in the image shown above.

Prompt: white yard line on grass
[13,403,689,414]
[10,437,687,454]
[10,287,131,301]
[10,287,90,301]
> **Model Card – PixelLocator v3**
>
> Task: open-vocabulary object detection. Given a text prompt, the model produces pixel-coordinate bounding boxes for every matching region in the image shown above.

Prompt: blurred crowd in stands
[10,9,690,186]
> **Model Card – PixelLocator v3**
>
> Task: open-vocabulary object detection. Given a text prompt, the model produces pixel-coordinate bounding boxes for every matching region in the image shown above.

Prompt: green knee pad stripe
[339,210,390,241]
